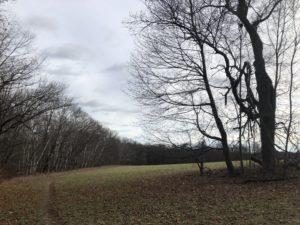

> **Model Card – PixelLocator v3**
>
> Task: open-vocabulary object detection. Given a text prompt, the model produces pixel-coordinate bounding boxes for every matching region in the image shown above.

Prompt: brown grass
[0,163,299,225]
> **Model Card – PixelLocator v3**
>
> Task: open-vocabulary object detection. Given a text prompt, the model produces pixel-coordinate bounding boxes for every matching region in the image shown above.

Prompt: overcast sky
[4,0,145,141]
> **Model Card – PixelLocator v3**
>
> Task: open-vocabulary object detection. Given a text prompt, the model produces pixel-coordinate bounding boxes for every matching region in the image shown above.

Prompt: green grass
[0,162,299,225]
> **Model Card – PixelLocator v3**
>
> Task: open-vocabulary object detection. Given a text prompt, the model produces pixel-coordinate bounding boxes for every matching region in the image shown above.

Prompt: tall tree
[129,0,297,173]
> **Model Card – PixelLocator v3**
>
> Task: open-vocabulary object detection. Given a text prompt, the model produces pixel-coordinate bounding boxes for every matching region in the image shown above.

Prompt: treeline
[0,105,124,175]
[120,140,251,166]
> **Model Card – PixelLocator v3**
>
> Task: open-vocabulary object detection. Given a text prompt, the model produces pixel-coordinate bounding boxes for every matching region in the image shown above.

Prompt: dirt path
[44,181,65,225]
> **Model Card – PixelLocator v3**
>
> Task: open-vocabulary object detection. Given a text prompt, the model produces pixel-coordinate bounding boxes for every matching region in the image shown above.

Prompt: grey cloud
[26,16,58,31]
[79,101,140,115]
[107,108,139,114]
[79,100,102,108]
[6,0,144,141]
[92,87,106,94]
[91,106,140,115]
[47,65,81,77]
[103,122,133,128]
[45,44,92,61]
[104,63,127,73]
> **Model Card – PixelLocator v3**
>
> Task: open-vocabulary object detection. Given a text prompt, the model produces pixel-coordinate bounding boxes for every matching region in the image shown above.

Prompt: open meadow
[0,162,300,225]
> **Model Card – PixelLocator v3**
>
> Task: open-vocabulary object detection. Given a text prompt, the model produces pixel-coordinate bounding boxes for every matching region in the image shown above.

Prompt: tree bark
[239,16,276,172]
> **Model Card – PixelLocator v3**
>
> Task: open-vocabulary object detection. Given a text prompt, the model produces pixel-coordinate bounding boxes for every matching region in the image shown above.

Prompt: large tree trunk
[220,131,236,174]
[256,67,276,171]
[241,20,276,172]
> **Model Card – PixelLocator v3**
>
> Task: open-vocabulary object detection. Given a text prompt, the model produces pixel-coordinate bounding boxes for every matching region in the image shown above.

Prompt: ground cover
[0,162,299,225]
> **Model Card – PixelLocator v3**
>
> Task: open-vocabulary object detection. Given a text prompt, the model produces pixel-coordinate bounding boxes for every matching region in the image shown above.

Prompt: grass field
[0,162,299,225]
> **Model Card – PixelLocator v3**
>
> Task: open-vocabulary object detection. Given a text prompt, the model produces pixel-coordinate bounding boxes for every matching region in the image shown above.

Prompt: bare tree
[266,0,300,165]
[0,15,70,136]
[129,0,299,173]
